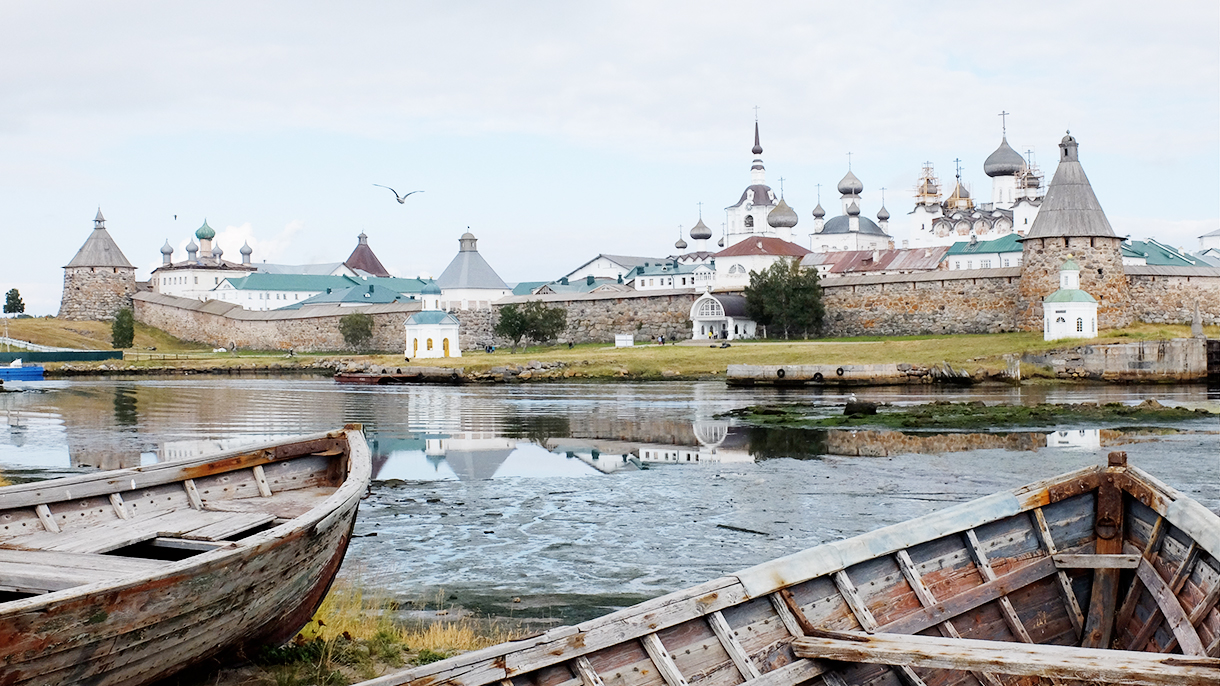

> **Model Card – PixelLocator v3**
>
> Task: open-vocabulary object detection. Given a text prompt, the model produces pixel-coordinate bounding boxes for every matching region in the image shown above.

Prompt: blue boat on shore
[0,364,44,381]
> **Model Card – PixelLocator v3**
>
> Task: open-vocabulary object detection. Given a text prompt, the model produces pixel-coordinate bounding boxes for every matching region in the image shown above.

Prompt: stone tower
[58,210,137,321]
[1017,133,1130,331]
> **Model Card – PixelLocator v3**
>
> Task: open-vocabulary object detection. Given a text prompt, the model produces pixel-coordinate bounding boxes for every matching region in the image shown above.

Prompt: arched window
[427,338,433,350]
[1077,318,1083,332]
[744,215,754,228]
[697,299,724,317]
[1055,317,1065,324]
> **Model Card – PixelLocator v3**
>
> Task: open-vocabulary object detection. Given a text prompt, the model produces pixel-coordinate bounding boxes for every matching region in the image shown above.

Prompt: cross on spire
[779,177,785,198]
[697,201,703,218]
[847,152,853,170]
[998,110,1010,136]
[954,158,963,179]
[815,183,822,202]
[880,187,886,204]
[753,105,760,121]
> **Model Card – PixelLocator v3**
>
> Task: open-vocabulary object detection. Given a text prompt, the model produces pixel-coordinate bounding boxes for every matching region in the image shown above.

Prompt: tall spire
[752,121,763,155]
[749,121,765,184]
[94,208,105,229]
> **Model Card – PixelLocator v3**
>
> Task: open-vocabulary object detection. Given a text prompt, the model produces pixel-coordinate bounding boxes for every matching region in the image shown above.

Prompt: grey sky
[2,1,1217,313]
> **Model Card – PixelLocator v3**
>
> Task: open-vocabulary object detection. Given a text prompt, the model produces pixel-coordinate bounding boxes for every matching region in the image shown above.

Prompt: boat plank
[641,633,690,686]
[745,659,826,686]
[1116,515,1167,645]
[655,613,740,686]
[1052,554,1139,568]
[180,511,275,541]
[880,556,1058,636]
[252,465,274,497]
[964,530,1033,644]
[791,631,1220,686]
[1032,508,1085,639]
[0,433,347,510]
[708,610,761,680]
[1131,557,1206,655]
[574,657,605,686]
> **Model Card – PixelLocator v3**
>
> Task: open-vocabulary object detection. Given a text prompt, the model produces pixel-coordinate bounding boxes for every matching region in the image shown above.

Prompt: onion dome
[983,136,1026,177]
[212,244,224,258]
[240,241,253,257]
[1061,258,1080,271]
[1061,130,1076,145]
[422,281,442,295]
[675,237,688,250]
[846,202,861,217]
[186,239,198,253]
[690,217,713,240]
[812,202,826,219]
[877,205,890,221]
[766,198,798,228]
[718,236,724,247]
[837,170,863,196]
[160,240,174,255]
[949,182,971,200]
[195,220,215,240]
[751,121,763,155]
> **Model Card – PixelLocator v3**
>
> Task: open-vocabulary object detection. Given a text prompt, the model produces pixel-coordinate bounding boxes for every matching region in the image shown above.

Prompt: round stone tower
[1017,133,1130,331]
[58,210,137,321]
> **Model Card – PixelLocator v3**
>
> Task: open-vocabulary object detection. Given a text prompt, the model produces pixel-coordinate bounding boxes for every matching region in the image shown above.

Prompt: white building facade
[1043,259,1098,341]
[690,292,756,340]
[405,284,462,359]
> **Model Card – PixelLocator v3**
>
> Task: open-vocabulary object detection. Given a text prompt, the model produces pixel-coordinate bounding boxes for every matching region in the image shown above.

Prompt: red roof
[803,246,948,274]
[714,237,810,258]
[345,235,391,277]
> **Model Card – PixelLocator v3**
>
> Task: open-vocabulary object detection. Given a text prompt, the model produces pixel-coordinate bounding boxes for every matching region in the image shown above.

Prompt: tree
[339,312,374,351]
[3,289,23,315]
[494,302,568,352]
[743,258,825,339]
[111,308,135,349]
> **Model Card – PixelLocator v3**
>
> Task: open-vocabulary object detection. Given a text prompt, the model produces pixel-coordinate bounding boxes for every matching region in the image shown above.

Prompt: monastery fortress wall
[135,266,1220,353]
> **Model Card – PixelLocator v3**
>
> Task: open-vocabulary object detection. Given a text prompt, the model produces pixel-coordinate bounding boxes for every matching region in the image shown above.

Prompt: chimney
[586,274,595,286]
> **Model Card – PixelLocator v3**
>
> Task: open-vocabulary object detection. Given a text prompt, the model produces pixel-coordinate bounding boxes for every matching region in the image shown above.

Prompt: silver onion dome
[766,198,798,228]
[160,240,174,255]
[837,170,863,196]
[675,237,688,250]
[690,217,713,240]
[983,136,1026,177]
[812,202,826,218]
[846,201,861,216]
[877,205,890,221]
[240,241,253,256]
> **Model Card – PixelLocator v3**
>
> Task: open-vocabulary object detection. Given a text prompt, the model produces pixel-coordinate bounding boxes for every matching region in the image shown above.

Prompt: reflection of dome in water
[693,421,729,447]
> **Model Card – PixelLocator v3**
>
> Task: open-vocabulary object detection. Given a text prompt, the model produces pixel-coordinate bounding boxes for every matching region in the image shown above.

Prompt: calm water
[2,378,1217,622]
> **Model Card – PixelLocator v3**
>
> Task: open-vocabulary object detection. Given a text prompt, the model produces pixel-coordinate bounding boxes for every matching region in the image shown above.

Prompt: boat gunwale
[354,459,1220,686]
[0,426,372,617]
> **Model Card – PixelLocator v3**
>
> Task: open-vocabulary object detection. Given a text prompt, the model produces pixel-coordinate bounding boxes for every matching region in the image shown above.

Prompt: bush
[111,308,135,349]
[339,313,375,351]
[494,302,567,352]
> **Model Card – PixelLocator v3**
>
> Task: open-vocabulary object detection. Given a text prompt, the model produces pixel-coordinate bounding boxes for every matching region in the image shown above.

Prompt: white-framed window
[697,299,724,317]
[981,259,992,268]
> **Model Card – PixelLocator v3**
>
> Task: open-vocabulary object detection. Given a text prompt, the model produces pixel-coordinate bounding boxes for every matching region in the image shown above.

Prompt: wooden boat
[359,451,1219,686]
[0,425,371,686]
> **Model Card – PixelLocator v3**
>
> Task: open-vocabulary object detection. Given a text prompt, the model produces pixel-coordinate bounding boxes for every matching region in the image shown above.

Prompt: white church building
[1043,258,1098,341]
[405,282,462,358]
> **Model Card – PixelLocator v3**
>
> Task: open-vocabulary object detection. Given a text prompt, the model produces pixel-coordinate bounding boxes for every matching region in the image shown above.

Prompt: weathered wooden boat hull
[356,451,1220,686]
[0,427,372,686]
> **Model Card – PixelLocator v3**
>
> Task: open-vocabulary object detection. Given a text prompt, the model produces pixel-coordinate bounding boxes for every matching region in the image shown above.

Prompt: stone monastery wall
[1126,270,1220,326]
[490,291,699,345]
[819,268,1023,336]
[133,292,419,352]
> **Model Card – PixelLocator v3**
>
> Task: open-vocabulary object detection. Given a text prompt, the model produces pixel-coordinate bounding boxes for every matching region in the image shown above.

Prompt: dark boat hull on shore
[356,451,1219,686]
[0,427,372,686]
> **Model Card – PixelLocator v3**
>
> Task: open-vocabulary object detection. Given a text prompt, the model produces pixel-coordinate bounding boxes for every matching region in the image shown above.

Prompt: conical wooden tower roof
[65,210,134,268]
[1022,133,1115,240]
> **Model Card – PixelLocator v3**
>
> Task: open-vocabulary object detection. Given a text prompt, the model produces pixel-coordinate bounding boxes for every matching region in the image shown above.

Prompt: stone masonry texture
[1017,236,1131,330]
[58,267,137,321]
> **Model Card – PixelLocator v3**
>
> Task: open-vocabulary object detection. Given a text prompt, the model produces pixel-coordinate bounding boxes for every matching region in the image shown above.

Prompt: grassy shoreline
[7,317,1217,383]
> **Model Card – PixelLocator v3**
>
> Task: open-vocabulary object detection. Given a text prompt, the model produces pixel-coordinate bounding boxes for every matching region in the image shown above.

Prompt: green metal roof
[1122,239,1200,267]
[195,220,216,240]
[944,234,1022,256]
[297,283,408,306]
[360,276,436,294]
[406,311,460,325]
[1060,258,1080,271]
[512,281,549,296]
[222,273,362,291]
[1045,288,1097,303]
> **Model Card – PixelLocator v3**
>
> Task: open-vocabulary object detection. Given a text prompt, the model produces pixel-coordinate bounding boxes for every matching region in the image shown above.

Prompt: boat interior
[361,451,1219,686]
[0,432,353,604]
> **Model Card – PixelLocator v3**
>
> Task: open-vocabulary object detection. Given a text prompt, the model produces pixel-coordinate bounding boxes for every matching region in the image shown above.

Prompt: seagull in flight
[373,185,424,204]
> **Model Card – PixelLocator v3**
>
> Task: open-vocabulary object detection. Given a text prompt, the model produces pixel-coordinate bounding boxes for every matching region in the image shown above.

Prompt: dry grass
[366,322,1220,379]
[3,317,206,352]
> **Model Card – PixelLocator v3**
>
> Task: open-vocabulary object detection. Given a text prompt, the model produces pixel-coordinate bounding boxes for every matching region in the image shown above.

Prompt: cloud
[213,220,304,265]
